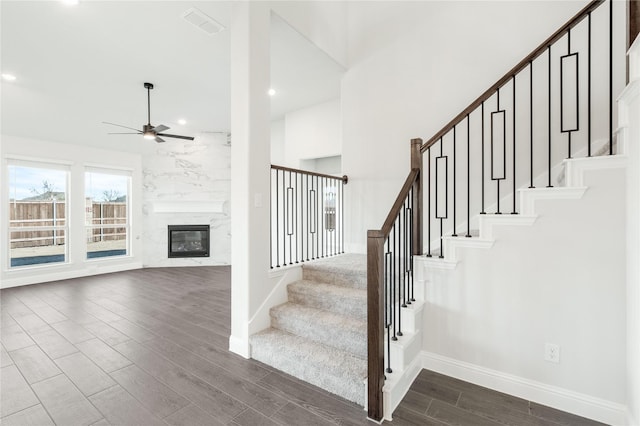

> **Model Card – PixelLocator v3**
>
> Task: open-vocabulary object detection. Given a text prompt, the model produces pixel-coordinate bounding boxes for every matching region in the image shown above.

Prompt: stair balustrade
[270,165,348,269]
[367,0,623,421]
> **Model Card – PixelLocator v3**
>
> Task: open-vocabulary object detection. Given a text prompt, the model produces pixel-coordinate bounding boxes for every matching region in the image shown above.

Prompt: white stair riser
[385,330,422,374]
[398,300,424,334]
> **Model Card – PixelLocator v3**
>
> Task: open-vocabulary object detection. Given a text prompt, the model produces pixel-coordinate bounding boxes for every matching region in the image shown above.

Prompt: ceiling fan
[103,82,194,143]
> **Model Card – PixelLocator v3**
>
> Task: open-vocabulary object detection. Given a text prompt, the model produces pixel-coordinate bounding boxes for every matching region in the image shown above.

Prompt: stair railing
[270,165,348,269]
[367,140,422,421]
[421,0,618,257]
[367,0,620,421]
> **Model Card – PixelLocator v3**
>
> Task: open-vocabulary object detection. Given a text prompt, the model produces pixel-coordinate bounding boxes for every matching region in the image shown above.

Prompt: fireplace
[168,225,210,258]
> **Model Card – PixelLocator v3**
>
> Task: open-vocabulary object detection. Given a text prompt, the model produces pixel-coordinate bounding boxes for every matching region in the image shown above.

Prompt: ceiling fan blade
[153,124,169,133]
[102,121,142,132]
[107,132,141,135]
[157,133,195,141]
[155,136,166,143]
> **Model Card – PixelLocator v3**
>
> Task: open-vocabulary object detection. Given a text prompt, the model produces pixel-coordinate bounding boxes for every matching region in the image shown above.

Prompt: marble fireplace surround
[141,133,231,267]
[152,200,225,213]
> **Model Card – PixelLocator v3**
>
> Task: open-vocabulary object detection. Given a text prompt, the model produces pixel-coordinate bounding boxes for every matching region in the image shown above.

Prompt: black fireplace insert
[168,225,210,258]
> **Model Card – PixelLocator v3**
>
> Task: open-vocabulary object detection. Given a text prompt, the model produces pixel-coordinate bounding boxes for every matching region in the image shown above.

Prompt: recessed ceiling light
[61,0,79,5]
[178,119,187,125]
[268,88,276,96]
[1,74,17,82]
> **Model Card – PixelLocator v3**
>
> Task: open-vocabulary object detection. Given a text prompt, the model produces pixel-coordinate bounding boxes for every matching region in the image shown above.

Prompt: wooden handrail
[380,169,420,236]
[270,164,348,184]
[420,0,605,153]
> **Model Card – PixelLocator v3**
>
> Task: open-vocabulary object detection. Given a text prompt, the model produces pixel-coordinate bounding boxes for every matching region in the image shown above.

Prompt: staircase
[250,254,368,405]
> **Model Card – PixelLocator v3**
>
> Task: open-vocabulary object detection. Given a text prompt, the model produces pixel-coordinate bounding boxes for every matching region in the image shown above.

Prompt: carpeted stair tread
[288,280,366,321]
[250,328,366,405]
[302,254,367,289]
[270,302,367,358]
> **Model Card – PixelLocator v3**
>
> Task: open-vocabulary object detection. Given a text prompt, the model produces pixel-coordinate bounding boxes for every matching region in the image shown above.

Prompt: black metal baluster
[588,12,592,157]
[306,174,309,261]
[397,212,403,337]
[567,30,572,159]
[333,181,337,256]
[326,178,330,256]
[341,177,345,253]
[321,177,325,258]
[295,172,299,264]
[385,244,392,373]
[609,0,613,155]
[439,138,444,258]
[512,75,518,215]
[452,126,457,236]
[548,45,553,188]
[530,61,535,188]
[560,29,580,160]
[392,223,397,341]
[427,147,432,257]
[481,102,486,214]
[283,170,288,264]
[288,171,293,265]
[301,173,305,262]
[401,203,407,309]
[276,170,280,267]
[270,169,273,268]
[316,176,322,259]
[331,180,335,256]
[496,88,502,214]
[324,177,328,257]
[409,191,413,304]
[409,187,415,302]
[329,180,333,257]
[466,114,471,237]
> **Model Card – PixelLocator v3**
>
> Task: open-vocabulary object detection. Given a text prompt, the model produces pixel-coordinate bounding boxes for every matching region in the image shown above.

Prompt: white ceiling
[0,1,345,153]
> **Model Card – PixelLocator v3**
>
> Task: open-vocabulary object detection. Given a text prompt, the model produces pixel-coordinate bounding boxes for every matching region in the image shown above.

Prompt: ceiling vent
[182,8,225,36]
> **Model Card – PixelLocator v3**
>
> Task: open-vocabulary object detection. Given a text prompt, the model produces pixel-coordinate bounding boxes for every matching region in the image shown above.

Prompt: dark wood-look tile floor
[0,267,605,426]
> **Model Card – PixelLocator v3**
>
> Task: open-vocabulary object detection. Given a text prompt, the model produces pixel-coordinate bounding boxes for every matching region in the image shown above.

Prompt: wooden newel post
[411,138,423,255]
[367,230,385,422]
[630,0,640,49]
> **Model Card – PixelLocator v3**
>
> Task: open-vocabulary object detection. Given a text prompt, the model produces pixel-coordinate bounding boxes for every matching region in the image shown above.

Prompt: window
[85,171,130,259]
[8,164,69,267]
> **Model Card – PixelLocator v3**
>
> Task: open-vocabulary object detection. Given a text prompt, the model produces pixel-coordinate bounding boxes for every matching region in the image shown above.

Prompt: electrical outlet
[544,343,560,363]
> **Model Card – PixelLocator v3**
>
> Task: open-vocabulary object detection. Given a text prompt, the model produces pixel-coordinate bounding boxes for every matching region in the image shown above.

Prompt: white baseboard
[1,261,143,289]
[421,351,627,426]
[382,354,422,421]
[229,334,250,359]
[247,266,302,336]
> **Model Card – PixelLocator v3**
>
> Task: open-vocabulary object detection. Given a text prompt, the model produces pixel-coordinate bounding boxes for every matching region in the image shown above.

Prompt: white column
[229,2,271,358]
[621,35,640,426]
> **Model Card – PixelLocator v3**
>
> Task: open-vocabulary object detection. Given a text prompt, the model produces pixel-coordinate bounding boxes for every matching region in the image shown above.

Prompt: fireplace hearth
[168,225,210,258]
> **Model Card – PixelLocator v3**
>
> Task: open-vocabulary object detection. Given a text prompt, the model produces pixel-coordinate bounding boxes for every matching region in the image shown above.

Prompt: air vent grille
[182,8,225,36]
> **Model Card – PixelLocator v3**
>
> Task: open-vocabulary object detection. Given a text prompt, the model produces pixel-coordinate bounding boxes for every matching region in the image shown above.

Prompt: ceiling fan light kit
[103,82,194,143]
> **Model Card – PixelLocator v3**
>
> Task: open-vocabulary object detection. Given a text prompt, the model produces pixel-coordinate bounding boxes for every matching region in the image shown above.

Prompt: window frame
[6,160,71,270]
[84,168,132,262]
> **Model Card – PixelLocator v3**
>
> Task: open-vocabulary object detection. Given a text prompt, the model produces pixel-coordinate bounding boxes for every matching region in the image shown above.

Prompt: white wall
[229,1,272,358]
[0,135,143,288]
[621,37,640,426]
[341,0,623,252]
[422,166,627,422]
[284,99,341,168]
[270,1,348,68]
[140,132,230,267]
[271,118,286,165]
